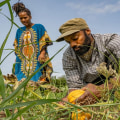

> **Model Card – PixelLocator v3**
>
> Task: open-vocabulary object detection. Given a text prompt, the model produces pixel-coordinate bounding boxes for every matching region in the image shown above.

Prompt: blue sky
[0,0,120,77]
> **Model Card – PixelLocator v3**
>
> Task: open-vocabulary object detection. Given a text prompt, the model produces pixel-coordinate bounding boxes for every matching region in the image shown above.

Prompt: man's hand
[75,83,102,105]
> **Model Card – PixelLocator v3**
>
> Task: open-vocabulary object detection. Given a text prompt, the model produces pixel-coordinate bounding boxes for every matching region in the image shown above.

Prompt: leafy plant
[1,0,120,120]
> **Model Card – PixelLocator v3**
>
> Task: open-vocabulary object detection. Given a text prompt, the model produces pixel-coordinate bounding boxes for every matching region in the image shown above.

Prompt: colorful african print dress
[13,24,53,82]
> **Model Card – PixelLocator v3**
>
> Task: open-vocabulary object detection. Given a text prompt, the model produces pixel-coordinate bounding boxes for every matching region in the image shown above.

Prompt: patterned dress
[13,24,53,82]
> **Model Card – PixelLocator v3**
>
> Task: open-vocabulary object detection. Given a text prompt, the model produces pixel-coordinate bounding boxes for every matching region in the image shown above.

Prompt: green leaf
[5,109,11,117]
[118,117,120,120]
[0,0,10,7]
[7,0,13,22]
[0,1,13,61]
[0,24,13,61]
[0,99,60,111]
[0,50,14,65]
[12,102,36,120]
[0,69,5,99]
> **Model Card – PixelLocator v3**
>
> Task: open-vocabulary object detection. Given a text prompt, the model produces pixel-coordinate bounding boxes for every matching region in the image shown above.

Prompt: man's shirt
[62,34,120,89]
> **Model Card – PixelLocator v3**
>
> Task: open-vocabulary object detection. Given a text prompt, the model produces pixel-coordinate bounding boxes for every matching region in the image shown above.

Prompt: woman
[12,2,53,82]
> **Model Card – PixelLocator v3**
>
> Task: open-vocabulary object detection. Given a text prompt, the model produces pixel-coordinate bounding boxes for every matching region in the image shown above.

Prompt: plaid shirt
[62,34,120,89]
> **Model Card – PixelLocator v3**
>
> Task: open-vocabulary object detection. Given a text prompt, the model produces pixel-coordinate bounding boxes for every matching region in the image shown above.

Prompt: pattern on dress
[17,28,38,76]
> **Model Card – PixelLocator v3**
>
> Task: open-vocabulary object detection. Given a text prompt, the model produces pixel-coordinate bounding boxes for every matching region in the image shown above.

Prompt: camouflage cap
[56,18,89,42]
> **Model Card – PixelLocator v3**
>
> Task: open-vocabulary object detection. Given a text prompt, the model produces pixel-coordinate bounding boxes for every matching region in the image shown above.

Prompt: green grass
[1,74,120,120]
[0,0,120,120]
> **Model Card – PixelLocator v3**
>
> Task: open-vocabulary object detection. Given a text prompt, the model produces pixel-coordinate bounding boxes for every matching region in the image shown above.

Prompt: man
[56,18,120,103]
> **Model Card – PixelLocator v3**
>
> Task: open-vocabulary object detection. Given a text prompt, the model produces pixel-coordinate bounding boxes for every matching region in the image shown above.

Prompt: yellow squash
[67,89,91,120]
[67,89,85,104]
[71,110,91,120]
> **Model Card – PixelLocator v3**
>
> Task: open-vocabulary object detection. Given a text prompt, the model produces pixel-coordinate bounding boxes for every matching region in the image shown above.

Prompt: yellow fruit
[67,89,85,104]
[71,110,91,120]
[68,90,91,120]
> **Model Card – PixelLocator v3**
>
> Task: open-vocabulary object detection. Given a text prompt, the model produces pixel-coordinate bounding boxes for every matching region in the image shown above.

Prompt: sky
[0,0,120,78]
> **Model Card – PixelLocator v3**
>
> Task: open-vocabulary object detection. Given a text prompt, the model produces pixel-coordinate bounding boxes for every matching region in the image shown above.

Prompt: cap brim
[56,30,80,42]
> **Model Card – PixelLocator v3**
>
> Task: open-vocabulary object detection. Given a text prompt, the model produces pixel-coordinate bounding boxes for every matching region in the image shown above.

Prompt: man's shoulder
[93,33,118,40]
[93,33,119,44]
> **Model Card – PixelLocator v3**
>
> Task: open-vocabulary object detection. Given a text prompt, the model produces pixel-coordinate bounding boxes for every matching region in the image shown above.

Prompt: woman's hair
[12,2,31,16]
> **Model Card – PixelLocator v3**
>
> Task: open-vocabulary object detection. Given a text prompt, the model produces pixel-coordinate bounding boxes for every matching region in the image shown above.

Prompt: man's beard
[73,31,91,56]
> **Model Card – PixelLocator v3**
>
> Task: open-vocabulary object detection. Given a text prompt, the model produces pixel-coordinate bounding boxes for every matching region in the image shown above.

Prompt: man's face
[64,30,91,56]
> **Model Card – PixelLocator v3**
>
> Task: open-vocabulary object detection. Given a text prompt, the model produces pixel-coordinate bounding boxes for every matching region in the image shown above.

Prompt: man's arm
[63,48,84,89]
[75,34,120,104]
[61,48,84,101]
[106,34,120,65]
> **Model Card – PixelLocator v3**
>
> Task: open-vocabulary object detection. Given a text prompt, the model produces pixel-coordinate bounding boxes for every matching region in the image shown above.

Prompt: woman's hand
[38,49,46,63]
